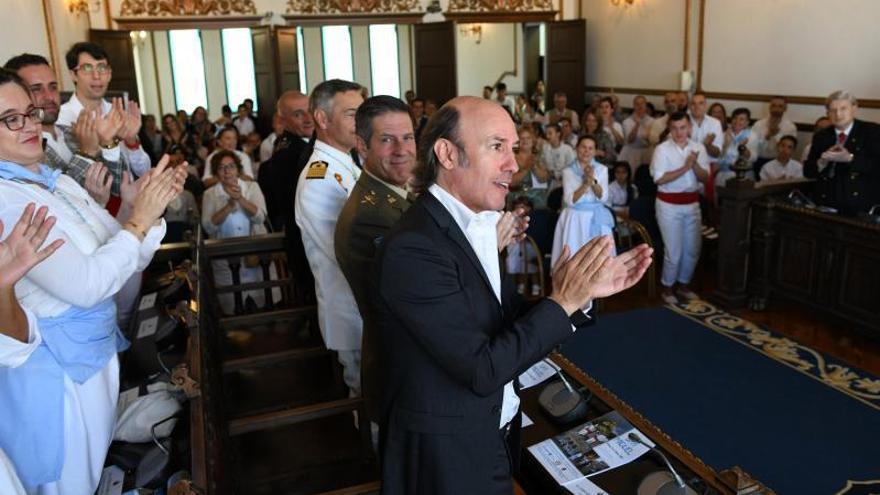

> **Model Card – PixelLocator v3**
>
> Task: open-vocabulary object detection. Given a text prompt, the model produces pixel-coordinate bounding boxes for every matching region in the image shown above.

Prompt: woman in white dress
[551,135,615,266]
[0,69,186,494]
[201,150,276,314]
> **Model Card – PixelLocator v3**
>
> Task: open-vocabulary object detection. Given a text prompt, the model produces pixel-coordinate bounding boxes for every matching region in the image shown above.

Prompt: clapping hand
[0,204,64,289]
[496,207,529,252]
[83,162,113,207]
[117,100,142,143]
[549,236,652,314]
[820,144,852,163]
[95,104,124,148]
[73,109,99,156]
[127,154,188,229]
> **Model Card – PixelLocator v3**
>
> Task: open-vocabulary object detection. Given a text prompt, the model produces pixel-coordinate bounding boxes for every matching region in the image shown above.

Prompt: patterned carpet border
[667,300,880,412]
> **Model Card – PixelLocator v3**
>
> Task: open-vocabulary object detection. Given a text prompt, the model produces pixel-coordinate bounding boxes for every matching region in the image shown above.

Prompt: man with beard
[335,95,416,431]
[4,54,123,193]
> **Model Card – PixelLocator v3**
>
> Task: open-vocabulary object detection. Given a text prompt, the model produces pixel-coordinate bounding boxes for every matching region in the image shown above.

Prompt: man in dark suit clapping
[375,96,653,494]
[804,90,880,215]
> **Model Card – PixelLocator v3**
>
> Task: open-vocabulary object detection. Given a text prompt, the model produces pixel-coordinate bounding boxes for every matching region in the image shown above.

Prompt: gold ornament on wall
[286,0,419,14]
[119,0,257,16]
[448,0,552,12]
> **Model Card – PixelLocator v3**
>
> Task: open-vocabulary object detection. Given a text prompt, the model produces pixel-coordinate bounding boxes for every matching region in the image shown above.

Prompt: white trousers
[655,200,702,287]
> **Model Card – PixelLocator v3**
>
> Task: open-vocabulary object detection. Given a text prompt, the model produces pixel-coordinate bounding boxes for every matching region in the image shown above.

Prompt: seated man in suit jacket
[804,90,880,215]
[375,97,653,495]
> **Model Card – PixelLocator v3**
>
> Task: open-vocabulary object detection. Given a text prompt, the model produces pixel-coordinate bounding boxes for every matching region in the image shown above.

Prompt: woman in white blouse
[550,135,615,266]
[0,69,185,494]
[201,150,274,313]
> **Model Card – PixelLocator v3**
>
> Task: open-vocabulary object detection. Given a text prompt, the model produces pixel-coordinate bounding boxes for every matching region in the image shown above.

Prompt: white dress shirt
[620,114,655,167]
[233,116,256,137]
[750,117,798,159]
[759,159,804,181]
[427,184,518,428]
[0,447,26,495]
[689,114,724,157]
[650,140,710,194]
[57,94,151,177]
[540,142,576,188]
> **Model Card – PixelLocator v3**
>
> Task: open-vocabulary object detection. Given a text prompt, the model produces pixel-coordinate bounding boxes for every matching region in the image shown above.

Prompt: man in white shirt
[650,111,710,304]
[540,123,576,189]
[259,112,284,164]
[688,92,723,158]
[648,91,681,148]
[375,96,652,494]
[56,42,150,181]
[294,79,364,396]
[546,91,580,132]
[559,117,578,148]
[751,96,797,172]
[494,82,516,117]
[619,95,654,171]
[759,135,804,181]
[233,103,256,138]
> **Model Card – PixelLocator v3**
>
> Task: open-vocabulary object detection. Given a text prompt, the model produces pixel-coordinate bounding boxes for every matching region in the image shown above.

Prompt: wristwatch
[100,137,120,150]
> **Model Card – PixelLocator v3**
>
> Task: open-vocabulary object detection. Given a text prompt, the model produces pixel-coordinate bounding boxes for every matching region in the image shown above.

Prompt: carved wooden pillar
[712,179,799,309]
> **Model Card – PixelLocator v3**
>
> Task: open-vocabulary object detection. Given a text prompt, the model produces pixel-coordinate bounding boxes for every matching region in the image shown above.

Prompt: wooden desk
[747,198,880,337]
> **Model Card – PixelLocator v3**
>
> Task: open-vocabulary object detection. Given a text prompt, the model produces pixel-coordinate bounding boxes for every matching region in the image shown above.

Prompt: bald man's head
[414,96,518,211]
[277,90,314,137]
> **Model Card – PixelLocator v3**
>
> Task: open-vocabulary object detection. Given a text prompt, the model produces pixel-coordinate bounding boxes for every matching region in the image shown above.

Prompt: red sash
[657,191,700,204]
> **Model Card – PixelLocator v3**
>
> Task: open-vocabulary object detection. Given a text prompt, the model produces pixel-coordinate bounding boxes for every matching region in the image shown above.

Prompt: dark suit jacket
[258,131,312,231]
[375,191,573,495]
[335,172,412,421]
[804,119,880,215]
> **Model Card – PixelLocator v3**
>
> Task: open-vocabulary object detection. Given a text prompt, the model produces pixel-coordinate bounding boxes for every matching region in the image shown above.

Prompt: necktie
[838,132,847,146]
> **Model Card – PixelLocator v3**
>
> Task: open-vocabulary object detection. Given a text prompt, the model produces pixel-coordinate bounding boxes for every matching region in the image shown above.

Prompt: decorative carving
[448,0,552,12]
[119,0,257,16]
[286,0,419,14]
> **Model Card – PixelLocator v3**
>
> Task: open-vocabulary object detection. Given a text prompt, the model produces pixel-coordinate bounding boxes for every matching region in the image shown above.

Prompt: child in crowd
[608,161,638,217]
[760,135,804,181]
[505,197,542,297]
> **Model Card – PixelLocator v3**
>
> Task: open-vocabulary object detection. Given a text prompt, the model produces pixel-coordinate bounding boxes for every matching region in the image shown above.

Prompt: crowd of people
[0,32,877,495]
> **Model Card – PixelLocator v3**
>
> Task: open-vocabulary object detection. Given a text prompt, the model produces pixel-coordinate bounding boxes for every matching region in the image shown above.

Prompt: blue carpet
[558,301,880,495]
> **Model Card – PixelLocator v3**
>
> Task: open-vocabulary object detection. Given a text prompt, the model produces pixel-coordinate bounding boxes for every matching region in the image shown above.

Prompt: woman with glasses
[0,69,186,494]
[201,150,273,314]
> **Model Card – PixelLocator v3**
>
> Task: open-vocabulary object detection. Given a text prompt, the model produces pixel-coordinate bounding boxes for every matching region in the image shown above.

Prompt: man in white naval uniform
[294,79,365,395]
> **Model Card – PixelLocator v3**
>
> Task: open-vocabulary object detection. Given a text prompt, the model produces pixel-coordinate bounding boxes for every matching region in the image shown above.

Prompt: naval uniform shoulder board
[306,161,328,179]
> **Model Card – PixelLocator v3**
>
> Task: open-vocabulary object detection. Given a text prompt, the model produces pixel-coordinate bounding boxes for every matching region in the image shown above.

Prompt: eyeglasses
[1,107,45,131]
[74,63,111,75]
[217,163,238,172]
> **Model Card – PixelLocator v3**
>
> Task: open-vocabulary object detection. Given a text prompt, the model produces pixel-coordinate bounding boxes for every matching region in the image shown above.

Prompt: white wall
[0,0,89,92]
[581,0,685,90]
[455,23,525,98]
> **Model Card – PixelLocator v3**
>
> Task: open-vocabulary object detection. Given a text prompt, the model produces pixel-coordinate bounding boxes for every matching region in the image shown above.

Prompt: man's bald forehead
[278,90,308,112]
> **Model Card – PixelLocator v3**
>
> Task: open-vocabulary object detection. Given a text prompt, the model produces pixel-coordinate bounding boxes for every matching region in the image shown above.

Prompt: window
[296,27,308,92]
[322,26,354,81]
[221,28,258,111]
[168,30,208,113]
[369,25,401,98]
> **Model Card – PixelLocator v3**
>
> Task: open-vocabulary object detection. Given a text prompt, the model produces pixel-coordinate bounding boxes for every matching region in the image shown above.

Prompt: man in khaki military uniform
[335,96,416,425]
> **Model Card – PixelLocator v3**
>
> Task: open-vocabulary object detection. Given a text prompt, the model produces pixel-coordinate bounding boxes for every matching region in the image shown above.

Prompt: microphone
[538,358,589,424]
[628,432,694,495]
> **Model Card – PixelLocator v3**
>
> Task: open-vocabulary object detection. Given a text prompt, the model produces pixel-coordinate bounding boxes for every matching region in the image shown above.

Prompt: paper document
[528,410,653,485]
[519,359,559,389]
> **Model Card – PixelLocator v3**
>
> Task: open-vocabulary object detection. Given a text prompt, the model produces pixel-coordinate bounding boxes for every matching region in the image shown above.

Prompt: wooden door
[413,22,456,105]
[276,27,300,94]
[89,29,139,102]
[545,20,585,111]
[251,26,277,130]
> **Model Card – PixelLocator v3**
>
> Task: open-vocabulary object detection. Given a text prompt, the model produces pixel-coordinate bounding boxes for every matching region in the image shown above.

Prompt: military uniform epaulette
[361,189,377,205]
[305,160,328,179]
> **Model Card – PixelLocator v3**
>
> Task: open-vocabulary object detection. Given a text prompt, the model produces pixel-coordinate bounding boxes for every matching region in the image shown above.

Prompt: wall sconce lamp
[68,0,100,16]
[459,24,483,44]
[129,30,149,46]
[610,0,635,7]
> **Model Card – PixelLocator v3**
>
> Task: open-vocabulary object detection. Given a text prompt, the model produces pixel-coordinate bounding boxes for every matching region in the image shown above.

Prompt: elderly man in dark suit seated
[375,96,653,494]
